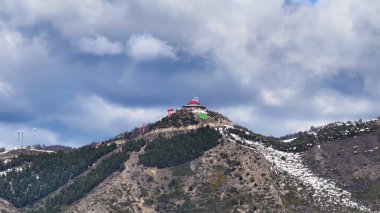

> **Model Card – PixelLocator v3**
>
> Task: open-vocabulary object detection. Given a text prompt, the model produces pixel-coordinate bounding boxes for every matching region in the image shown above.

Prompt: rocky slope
[69,135,283,212]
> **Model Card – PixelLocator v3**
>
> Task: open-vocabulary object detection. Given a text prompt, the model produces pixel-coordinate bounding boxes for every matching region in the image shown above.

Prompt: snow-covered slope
[220,125,377,212]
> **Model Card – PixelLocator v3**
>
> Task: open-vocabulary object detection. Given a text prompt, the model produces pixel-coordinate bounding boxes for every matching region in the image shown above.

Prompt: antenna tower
[17,130,24,149]
[17,131,20,148]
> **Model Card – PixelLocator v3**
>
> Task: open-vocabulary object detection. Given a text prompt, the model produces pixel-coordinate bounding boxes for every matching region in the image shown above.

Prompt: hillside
[69,132,283,212]
[303,127,380,211]
[0,109,379,212]
[226,121,380,212]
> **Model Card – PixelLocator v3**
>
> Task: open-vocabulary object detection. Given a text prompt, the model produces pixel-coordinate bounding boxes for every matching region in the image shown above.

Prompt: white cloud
[77,35,124,55]
[218,104,333,136]
[0,25,48,69]
[0,81,13,96]
[217,106,257,125]
[58,95,164,135]
[261,90,282,107]
[0,27,24,61]
[2,1,378,88]
[313,90,372,116]
[260,88,297,107]
[0,0,379,141]
[127,33,177,61]
[282,119,332,134]
[0,0,125,37]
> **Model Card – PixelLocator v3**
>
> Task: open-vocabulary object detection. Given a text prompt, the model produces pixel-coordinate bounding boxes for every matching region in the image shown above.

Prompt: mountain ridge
[0,109,379,212]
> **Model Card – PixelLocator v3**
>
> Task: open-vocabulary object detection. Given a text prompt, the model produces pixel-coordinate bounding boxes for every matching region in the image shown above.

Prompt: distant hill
[0,148,55,160]
[0,145,74,161]
[38,145,75,153]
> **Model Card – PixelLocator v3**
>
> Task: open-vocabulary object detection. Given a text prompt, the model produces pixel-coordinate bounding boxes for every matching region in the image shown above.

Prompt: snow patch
[0,166,24,176]
[282,138,297,143]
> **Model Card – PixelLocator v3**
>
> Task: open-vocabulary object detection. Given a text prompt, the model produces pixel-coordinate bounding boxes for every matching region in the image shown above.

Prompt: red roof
[187,99,200,105]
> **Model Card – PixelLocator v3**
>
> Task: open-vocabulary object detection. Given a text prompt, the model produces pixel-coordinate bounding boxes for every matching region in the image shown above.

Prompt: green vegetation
[40,149,130,212]
[35,139,146,212]
[38,140,146,212]
[0,144,116,208]
[123,139,146,153]
[171,163,195,176]
[0,156,29,172]
[139,126,222,168]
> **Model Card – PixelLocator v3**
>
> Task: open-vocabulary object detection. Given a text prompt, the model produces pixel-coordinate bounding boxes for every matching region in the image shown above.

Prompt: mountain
[0,108,379,212]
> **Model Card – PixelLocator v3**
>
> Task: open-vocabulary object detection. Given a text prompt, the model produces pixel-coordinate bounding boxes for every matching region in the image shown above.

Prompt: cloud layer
[77,35,124,55]
[0,0,379,149]
[127,34,177,61]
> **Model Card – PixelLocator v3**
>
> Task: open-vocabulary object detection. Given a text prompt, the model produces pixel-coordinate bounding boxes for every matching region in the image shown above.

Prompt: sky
[0,0,379,149]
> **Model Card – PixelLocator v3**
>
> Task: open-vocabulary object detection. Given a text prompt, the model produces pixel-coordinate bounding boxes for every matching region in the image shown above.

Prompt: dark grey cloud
[0,0,379,149]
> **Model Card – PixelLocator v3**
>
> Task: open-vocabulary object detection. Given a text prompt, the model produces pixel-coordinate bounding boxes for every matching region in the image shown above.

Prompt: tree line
[36,139,146,212]
[0,144,116,208]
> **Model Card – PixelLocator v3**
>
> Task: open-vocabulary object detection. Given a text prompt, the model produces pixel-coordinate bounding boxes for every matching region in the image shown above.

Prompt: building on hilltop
[182,97,206,110]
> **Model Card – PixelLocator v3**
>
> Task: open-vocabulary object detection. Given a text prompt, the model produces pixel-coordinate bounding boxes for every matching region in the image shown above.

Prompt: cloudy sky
[0,0,379,149]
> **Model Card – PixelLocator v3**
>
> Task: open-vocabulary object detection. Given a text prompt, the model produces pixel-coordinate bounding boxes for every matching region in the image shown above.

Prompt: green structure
[197,113,209,120]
